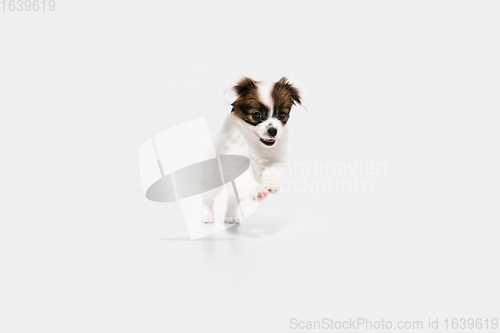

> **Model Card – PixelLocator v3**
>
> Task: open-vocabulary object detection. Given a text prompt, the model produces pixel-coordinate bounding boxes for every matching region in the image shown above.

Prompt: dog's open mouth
[260,138,276,146]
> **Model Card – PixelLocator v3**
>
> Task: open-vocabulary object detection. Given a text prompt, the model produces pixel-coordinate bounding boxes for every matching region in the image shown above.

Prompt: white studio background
[1,1,499,332]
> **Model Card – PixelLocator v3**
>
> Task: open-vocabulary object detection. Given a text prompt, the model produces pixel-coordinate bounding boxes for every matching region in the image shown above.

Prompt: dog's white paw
[260,165,283,195]
[251,185,269,201]
[255,191,268,200]
[262,183,280,194]
[235,181,268,201]
[224,216,240,224]
[201,210,215,224]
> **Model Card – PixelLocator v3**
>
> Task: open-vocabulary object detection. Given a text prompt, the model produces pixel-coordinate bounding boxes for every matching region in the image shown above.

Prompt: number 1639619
[2,0,55,11]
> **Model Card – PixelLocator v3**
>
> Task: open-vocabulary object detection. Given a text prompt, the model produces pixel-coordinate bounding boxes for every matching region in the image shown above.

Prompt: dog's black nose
[268,127,277,137]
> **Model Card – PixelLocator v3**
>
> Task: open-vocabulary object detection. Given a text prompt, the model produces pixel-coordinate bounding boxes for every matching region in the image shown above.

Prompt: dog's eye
[252,112,262,120]
[278,112,286,119]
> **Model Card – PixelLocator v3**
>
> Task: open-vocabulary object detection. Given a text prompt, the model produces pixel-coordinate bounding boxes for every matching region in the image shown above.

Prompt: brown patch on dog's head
[271,77,302,126]
[230,77,271,126]
[229,76,303,128]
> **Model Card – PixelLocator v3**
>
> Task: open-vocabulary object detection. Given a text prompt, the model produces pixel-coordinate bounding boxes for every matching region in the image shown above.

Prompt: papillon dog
[201,76,306,224]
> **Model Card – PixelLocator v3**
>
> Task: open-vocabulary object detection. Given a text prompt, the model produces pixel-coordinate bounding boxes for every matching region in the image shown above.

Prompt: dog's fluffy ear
[223,76,258,106]
[275,77,308,112]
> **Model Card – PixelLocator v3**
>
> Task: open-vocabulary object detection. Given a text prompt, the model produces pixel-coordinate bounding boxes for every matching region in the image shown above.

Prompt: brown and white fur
[201,76,305,224]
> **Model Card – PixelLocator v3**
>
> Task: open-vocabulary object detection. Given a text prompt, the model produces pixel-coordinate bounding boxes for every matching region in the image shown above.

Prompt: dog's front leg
[260,162,285,194]
[233,165,269,201]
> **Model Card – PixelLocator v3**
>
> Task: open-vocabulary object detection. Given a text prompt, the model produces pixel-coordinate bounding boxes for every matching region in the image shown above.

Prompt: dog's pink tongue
[264,139,275,143]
